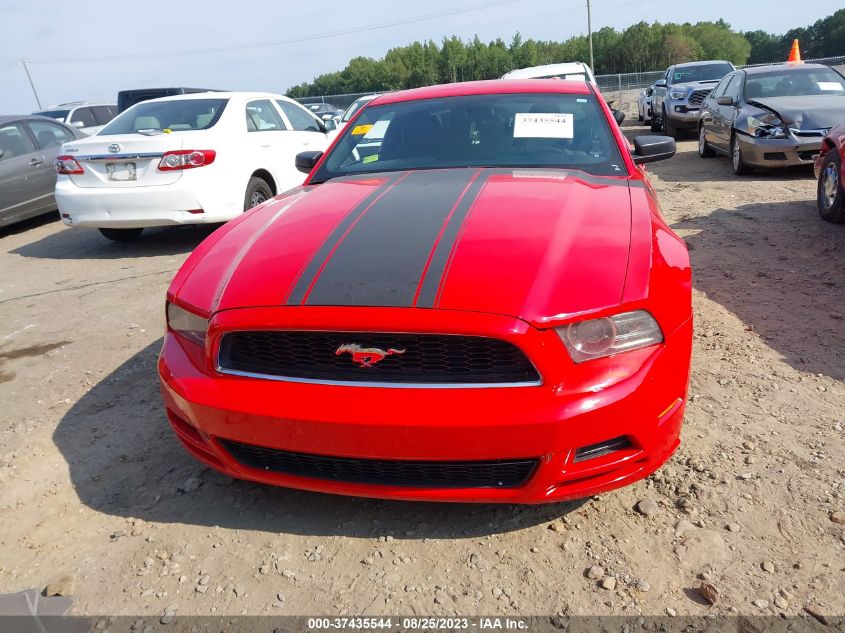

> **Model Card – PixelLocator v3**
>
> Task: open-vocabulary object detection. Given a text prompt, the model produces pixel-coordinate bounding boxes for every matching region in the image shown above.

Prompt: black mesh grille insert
[688,89,711,106]
[573,436,633,463]
[218,331,540,384]
[219,439,539,488]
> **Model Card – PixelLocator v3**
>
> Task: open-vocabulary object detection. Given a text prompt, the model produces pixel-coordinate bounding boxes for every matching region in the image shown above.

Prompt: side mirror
[631,135,676,165]
[322,118,337,132]
[613,109,625,125]
[295,150,323,174]
[716,96,734,106]
[71,120,85,128]
[654,79,667,88]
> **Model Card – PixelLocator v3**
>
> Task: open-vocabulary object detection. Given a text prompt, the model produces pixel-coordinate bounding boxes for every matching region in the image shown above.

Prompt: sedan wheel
[817,151,844,223]
[731,135,751,176]
[244,177,273,212]
[698,126,714,158]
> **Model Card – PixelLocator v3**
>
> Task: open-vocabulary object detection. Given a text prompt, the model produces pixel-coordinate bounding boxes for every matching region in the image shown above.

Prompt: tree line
[285,9,845,98]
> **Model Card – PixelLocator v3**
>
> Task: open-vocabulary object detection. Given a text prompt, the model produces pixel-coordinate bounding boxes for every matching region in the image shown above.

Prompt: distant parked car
[815,123,845,223]
[698,64,845,175]
[338,94,379,130]
[501,62,596,83]
[117,88,222,113]
[307,103,343,123]
[501,63,624,124]
[637,86,654,124]
[652,60,735,137]
[33,102,117,135]
[55,92,338,241]
[0,115,83,228]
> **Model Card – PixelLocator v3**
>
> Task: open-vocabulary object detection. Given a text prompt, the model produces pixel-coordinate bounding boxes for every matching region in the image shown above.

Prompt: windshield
[744,68,845,98]
[312,92,624,182]
[671,63,733,84]
[98,98,228,135]
[35,109,70,121]
[342,97,375,122]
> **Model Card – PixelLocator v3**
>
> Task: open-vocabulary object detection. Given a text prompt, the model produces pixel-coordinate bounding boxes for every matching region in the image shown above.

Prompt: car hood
[176,168,634,324]
[746,96,845,130]
[670,80,721,92]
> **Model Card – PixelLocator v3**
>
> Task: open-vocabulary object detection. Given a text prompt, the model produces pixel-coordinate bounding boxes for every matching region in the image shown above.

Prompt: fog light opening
[573,436,633,463]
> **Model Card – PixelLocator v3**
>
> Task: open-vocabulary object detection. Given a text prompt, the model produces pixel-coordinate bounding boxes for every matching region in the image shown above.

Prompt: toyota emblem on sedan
[108,143,121,153]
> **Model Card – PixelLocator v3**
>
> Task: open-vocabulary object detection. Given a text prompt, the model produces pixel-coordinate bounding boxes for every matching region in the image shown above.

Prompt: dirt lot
[0,126,843,621]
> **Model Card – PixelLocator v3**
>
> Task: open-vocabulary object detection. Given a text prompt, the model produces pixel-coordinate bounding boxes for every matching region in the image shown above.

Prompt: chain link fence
[293,55,845,117]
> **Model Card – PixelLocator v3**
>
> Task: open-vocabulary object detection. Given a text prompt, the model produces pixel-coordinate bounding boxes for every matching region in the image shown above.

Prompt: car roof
[671,60,732,68]
[741,63,835,76]
[372,79,593,106]
[133,91,288,106]
[502,62,592,78]
[0,114,75,125]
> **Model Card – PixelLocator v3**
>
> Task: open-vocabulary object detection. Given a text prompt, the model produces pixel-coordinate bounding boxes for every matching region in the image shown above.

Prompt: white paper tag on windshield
[817,81,843,91]
[513,112,573,139]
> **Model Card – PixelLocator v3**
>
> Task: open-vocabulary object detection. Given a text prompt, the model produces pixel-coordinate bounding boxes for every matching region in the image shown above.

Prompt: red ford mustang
[158,80,692,503]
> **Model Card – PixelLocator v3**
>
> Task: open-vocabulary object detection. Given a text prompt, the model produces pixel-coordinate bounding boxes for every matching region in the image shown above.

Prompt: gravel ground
[0,124,843,620]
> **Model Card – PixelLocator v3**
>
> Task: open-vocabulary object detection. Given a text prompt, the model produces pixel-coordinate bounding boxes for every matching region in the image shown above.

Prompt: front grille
[219,439,539,488]
[217,331,540,385]
[688,89,712,106]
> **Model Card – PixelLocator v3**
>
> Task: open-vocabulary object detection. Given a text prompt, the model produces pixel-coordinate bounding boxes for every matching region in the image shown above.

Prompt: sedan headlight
[166,302,208,347]
[669,89,690,100]
[556,310,663,363]
[746,113,787,139]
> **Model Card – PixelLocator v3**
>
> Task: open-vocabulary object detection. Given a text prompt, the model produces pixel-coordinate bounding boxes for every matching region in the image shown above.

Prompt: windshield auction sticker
[513,112,573,138]
[351,124,374,135]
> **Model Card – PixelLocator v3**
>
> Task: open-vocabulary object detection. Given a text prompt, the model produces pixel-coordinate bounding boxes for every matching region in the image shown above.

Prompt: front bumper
[55,174,240,228]
[737,133,823,168]
[664,104,700,129]
[158,307,692,503]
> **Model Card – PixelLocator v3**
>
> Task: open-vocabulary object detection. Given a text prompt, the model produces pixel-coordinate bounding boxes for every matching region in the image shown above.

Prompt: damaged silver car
[697,63,845,175]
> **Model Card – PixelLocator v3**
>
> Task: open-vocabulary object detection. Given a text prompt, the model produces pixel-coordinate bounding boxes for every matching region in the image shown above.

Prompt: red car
[159,80,692,503]
[816,123,845,223]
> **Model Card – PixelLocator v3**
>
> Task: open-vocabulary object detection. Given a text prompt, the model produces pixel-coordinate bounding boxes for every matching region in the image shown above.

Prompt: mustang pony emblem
[335,343,405,367]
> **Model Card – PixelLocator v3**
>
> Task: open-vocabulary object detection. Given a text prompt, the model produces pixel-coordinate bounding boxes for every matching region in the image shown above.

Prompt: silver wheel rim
[250,191,267,207]
[699,128,706,155]
[732,140,741,171]
[822,164,839,209]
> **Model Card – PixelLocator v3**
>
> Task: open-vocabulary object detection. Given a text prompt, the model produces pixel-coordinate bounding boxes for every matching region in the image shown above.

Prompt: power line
[19,0,526,65]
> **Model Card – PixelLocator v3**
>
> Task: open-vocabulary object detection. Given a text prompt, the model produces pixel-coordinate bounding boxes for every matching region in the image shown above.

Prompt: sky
[0,0,841,113]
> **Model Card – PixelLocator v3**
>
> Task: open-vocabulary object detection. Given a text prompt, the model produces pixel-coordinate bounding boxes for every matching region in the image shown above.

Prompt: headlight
[669,89,690,100]
[166,302,208,347]
[746,113,787,139]
[556,310,663,363]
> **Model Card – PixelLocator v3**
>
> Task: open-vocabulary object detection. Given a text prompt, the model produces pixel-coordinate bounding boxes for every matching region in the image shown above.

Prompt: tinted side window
[276,100,321,132]
[28,121,75,149]
[69,107,97,127]
[0,123,34,159]
[245,100,287,131]
[724,75,742,100]
[712,75,732,98]
[92,106,116,125]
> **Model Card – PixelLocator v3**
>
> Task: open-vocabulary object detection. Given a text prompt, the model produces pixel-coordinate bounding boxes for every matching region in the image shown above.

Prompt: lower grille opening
[573,436,633,463]
[219,439,538,489]
[797,150,819,161]
[763,152,787,161]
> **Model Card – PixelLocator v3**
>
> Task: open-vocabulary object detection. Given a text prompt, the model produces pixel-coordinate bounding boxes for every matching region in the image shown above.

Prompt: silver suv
[652,61,734,138]
[33,102,117,136]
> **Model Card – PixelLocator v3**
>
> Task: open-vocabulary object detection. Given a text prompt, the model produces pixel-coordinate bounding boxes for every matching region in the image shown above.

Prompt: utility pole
[587,0,594,72]
[21,60,42,109]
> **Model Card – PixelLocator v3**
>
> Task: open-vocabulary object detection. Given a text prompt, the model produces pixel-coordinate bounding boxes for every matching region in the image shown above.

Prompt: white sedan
[637,86,654,125]
[55,92,337,241]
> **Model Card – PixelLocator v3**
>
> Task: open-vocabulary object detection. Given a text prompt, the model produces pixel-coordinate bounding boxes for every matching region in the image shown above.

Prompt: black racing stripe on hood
[414,170,488,308]
[285,171,406,305]
[303,169,479,307]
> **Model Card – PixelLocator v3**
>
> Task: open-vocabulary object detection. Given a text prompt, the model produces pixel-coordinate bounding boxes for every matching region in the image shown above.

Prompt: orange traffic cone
[787,39,802,64]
